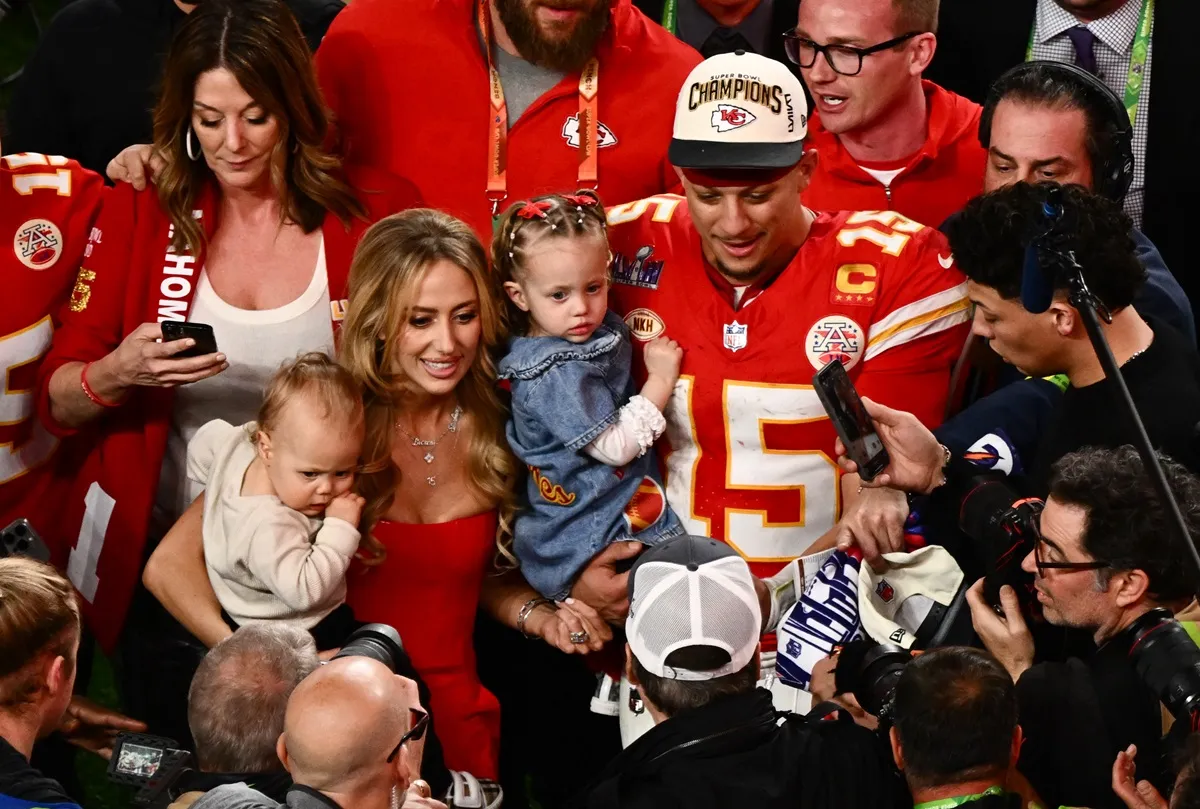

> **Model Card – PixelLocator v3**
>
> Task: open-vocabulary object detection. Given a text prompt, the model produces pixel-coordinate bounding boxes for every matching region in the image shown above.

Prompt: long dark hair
[152,0,365,254]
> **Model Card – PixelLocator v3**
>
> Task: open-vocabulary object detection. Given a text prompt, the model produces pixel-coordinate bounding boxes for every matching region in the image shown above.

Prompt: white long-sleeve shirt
[188,419,360,630]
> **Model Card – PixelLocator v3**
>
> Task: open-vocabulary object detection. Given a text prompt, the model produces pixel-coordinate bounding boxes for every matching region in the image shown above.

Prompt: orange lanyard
[479,0,600,216]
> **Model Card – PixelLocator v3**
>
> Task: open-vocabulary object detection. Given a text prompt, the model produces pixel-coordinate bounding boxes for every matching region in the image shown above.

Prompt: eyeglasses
[386,707,430,763]
[782,31,921,76]
[1032,525,1110,574]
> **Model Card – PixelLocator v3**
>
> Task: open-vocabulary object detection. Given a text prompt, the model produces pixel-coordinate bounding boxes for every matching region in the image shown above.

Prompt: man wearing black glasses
[787,0,985,230]
[189,657,446,809]
[839,406,1200,808]
[966,446,1198,809]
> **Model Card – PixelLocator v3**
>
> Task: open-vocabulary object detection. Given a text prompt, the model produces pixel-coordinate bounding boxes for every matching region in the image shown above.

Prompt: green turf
[0,0,60,131]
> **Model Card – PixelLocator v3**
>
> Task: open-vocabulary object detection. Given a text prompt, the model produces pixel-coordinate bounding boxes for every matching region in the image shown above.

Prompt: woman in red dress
[145,208,610,785]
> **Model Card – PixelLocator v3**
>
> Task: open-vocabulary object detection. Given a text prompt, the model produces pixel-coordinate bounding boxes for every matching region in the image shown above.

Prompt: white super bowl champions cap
[669,50,809,171]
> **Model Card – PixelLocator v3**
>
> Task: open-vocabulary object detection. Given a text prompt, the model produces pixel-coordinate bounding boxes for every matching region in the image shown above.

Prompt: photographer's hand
[966,580,1034,682]
[834,397,944,494]
[1112,745,1168,809]
[58,696,147,759]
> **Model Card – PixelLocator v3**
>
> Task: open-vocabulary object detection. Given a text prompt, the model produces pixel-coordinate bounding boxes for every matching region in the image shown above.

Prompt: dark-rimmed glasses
[782,31,921,76]
[1032,520,1110,574]
[386,707,430,763]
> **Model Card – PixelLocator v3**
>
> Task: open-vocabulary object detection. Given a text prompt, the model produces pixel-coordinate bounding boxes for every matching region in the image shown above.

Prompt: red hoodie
[803,81,986,229]
[314,0,701,241]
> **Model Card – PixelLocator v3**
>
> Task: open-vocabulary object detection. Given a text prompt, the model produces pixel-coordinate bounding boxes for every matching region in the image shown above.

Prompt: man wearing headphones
[977,61,1193,344]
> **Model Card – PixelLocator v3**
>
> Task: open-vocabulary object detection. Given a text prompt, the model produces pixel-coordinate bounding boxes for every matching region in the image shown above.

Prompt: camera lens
[835,639,912,718]
[332,623,404,672]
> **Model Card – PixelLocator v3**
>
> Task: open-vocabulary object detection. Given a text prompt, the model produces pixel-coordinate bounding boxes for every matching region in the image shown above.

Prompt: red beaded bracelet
[80,362,121,408]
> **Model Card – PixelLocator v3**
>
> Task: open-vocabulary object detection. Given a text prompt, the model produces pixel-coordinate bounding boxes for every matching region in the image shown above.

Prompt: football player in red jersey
[608,51,971,580]
[0,142,105,556]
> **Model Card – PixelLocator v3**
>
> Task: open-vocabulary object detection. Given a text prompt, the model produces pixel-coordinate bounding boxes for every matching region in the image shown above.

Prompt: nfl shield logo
[723,320,747,352]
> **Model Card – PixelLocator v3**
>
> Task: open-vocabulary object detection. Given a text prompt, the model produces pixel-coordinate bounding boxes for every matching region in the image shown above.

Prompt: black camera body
[833,639,913,723]
[108,733,194,808]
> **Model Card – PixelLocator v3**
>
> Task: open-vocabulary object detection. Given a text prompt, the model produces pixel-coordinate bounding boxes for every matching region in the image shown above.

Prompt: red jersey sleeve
[847,214,971,428]
[37,183,141,435]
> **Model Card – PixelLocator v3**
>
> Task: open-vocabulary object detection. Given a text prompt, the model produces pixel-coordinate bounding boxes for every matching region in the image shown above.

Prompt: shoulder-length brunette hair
[339,210,518,564]
[152,0,365,255]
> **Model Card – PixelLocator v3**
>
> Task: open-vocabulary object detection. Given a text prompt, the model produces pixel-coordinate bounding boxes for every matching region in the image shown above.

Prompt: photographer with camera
[580,535,904,809]
[889,647,1030,809]
[162,624,321,807]
[192,655,443,809]
[840,402,1200,808]
[0,557,145,808]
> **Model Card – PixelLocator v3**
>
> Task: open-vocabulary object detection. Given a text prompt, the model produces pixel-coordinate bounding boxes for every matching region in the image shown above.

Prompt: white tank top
[152,237,335,533]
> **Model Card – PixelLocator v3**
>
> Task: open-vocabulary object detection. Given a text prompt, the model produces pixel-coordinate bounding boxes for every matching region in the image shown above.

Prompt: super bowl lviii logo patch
[14,219,63,270]
[611,245,664,289]
[805,315,864,371]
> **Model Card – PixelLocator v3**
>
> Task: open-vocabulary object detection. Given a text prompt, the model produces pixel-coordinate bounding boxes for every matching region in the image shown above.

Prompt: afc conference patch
[14,218,63,270]
[805,315,864,371]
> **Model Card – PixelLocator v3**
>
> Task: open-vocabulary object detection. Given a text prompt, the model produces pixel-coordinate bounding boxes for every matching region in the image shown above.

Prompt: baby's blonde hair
[255,353,364,442]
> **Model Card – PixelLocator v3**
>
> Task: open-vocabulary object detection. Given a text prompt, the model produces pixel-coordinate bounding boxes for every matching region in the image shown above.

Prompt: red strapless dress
[345,511,501,779]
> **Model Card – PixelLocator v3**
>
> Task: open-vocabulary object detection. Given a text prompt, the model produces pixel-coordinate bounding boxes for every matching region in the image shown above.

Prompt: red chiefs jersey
[608,196,970,576]
[0,153,104,547]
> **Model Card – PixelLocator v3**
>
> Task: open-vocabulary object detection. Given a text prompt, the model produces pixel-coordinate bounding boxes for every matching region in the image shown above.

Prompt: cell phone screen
[813,360,889,480]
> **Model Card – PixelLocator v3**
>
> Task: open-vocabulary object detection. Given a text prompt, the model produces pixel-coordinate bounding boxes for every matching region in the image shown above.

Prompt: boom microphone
[1019,197,1064,315]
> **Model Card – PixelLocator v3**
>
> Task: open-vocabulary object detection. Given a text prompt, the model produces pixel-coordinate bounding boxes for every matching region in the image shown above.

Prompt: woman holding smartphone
[36,0,418,744]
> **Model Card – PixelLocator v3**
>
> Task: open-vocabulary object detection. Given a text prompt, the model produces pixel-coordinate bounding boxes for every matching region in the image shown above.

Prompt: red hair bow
[516,201,552,219]
[564,194,598,207]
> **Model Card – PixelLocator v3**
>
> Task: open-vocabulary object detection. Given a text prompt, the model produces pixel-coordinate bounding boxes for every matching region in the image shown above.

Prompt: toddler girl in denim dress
[495,191,685,600]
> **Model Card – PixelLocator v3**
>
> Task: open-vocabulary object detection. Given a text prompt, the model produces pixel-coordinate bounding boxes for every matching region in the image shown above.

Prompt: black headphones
[978,61,1135,204]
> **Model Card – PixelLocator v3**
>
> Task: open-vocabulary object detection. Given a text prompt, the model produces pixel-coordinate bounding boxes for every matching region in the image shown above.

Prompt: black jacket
[4,0,344,177]
[0,734,79,808]
[579,688,905,809]
[632,0,800,75]
[1016,640,1167,809]
[925,0,1198,310]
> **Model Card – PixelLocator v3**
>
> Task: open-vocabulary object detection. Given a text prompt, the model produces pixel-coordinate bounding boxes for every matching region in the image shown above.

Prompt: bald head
[281,657,415,791]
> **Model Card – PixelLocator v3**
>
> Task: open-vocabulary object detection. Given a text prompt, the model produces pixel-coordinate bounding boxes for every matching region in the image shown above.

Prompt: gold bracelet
[517,597,554,639]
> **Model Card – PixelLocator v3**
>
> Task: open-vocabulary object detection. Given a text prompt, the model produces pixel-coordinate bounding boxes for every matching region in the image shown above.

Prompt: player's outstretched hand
[644,337,683,384]
[106,143,164,190]
[835,397,944,494]
[58,696,147,760]
[108,322,228,389]
[325,491,365,526]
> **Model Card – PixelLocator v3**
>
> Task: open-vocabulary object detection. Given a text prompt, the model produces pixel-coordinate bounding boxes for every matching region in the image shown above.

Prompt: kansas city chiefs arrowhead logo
[561,114,618,148]
[711,104,756,132]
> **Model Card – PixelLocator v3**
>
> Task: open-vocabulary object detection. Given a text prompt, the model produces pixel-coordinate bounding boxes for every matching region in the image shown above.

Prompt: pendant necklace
[395,404,463,487]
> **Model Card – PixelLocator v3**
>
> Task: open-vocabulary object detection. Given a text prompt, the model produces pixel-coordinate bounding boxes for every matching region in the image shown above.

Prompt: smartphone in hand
[812,359,890,481]
[160,321,218,359]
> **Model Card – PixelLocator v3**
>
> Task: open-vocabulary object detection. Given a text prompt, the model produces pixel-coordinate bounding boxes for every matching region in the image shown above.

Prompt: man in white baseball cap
[578,535,904,809]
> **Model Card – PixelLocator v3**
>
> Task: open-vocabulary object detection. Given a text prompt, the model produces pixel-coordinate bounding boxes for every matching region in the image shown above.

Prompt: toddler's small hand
[326,492,365,526]
[644,336,683,383]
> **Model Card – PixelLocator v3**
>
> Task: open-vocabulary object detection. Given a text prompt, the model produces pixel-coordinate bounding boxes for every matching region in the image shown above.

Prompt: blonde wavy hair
[339,210,518,564]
